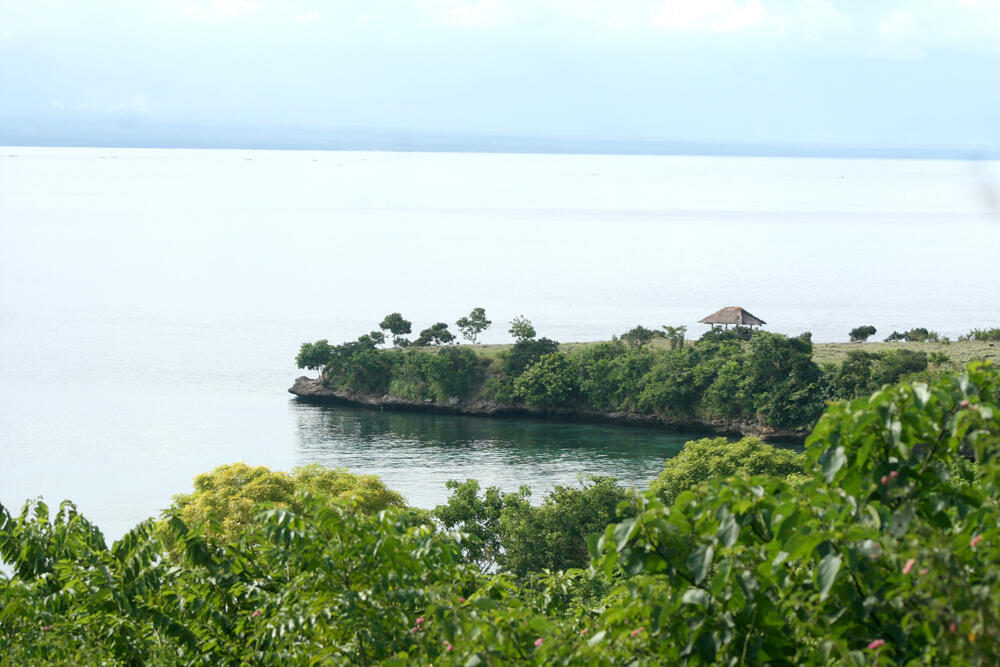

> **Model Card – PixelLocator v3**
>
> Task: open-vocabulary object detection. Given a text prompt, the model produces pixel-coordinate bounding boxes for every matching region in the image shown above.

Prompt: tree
[168,462,407,543]
[500,476,634,575]
[455,307,492,345]
[649,436,806,505]
[357,330,386,347]
[849,325,877,342]
[379,312,412,347]
[508,316,536,342]
[662,325,687,350]
[414,322,455,346]
[432,479,529,571]
[620,325,655,348]
[295,339,333,374]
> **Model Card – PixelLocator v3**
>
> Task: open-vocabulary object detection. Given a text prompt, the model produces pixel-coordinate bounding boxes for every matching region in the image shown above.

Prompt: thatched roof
[699,307,766,326]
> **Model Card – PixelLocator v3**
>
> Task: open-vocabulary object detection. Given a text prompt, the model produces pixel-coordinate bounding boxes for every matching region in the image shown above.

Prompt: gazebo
[698,306,766,330]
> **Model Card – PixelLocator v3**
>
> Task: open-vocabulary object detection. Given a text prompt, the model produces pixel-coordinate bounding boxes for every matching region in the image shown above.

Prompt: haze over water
[1,147,998,539]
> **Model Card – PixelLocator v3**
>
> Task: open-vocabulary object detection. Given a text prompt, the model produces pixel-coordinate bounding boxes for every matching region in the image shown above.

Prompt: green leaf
[587,630,607,646]
[688,544,714,585]
[717,514,739,548]
[682,588,710,607]
[822,447,847,483]
[613,517,638,553]
[816,553,841,601]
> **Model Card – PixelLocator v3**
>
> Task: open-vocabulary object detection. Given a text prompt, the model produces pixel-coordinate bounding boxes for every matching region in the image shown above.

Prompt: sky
[1,0,998,154]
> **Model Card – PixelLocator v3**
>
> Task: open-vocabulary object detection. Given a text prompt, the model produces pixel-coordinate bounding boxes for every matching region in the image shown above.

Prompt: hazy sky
[1,0,998,151]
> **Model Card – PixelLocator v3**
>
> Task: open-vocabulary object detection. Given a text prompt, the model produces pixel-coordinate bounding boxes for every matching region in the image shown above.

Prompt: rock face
[288,377,807,441]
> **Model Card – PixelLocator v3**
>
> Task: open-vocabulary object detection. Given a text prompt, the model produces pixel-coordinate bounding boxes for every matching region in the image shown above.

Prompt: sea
[1,147,998,541]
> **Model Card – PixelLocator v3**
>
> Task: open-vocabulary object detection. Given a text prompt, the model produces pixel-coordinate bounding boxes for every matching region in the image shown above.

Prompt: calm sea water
[1,147,997,540]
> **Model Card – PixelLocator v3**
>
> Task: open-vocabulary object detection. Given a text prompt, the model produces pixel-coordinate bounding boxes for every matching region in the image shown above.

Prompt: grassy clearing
[471,338,998,370]
[812,340,998,369]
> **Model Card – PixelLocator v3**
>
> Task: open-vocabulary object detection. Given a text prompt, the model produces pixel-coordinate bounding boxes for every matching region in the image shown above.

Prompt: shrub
[501,336,559,378]
[512,353,579,407]
[649,436,806,504]
[620,325,656,348]
[849,325,876,342]
[959,327,1000,342]
[885,327,940,342]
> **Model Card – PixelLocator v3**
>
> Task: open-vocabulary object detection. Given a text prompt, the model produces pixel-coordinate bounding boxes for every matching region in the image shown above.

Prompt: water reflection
[291,400,712,508]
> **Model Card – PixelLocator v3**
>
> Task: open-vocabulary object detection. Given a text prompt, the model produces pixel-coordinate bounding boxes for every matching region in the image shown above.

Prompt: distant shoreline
[3,134,996,161]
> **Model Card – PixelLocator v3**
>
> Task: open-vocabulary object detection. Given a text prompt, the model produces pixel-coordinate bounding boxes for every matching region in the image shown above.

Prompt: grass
[470,338,999,371]
[812,340,998,369]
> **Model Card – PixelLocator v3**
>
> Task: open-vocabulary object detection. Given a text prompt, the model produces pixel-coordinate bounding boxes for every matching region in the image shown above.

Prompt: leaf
[613,517,638,553]
[688,544,714,585]
[587,630,607,646]
[816,553,842,601]
[822,447,847,483]
[682,588,710,607]
[717,514,739,548]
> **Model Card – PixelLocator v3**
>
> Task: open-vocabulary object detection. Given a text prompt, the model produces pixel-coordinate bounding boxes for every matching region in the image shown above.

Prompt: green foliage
[433,476,634,575]
[501,336,559,378]
[592,361,1000,665]
[831,348,929,399]
[432,479,530,571]
[415,322,456,346]
[501,476,635,576]
[697,332,825,427]
[324,337,392,393]
[649,436,806,505]
[960,327,1000,342]
[508,315,537,342]
[571,341,655,412]
[168,462,406,542]
[391,347,484,401]
[929,350,951,366]
[663,324,687,350]
[700,325,758,342]
[513,352,579,407]
[427,346,483,398]
[295,339,333,372]
[379,312,413,347]
[849,324,877,342]
[885,327,941,342]
[621,325,656,348]
[455,307,492,345]
[359,329,386,347]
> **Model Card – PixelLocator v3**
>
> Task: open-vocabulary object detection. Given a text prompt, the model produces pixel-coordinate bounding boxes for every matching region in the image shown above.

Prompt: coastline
[288,376,809,442]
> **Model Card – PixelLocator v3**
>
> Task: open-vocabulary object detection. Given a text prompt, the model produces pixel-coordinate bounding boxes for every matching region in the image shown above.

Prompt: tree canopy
[456,307,492,345]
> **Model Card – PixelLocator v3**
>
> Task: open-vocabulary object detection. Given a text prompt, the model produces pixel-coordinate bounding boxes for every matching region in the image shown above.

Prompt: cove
[290,398,716,509]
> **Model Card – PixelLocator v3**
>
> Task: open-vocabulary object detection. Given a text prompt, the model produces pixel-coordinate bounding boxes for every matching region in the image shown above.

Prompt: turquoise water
[1,148,997,539]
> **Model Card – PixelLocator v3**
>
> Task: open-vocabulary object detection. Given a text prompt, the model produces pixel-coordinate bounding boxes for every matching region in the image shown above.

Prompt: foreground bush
[2,363,998,664]
[592,361,999,664]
